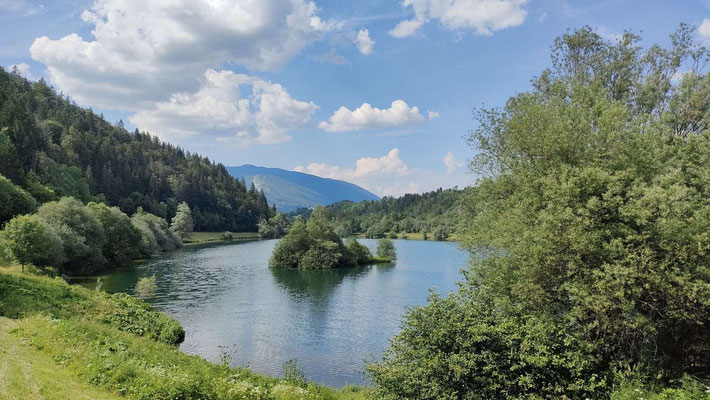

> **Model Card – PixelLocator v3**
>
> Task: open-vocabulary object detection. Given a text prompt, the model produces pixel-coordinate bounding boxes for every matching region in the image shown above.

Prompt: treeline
[0,196,190,275]
[367,25,710,399]
[319,187,467,240]
[0,66,272,231]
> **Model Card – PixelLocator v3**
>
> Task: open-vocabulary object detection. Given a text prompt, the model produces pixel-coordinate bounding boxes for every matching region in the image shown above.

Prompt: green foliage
[376,238,396,261]
[0,214,64,269]
[0,271,183,345]
[323,187,465,239]
[0,173,36,226]
[135,275,157,299]
[0,269,373,399]
[0,66,271,232]
[270,208,370,269]
[345,237,372,265]
[38,197,106,274]
[86,202,141,268]
[170,201,193,239]
[220,231,234,241]
[610,377,710,400]
[258,212,290,238]
[283,359,307,386]
[370,25,710,399]
[131,209,181,256]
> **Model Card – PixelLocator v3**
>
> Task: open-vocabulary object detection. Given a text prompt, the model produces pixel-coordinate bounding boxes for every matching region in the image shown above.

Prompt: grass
[0,270,373,399]
[0,270,184,345]
[182,231,260,244]
[0,317,121,400]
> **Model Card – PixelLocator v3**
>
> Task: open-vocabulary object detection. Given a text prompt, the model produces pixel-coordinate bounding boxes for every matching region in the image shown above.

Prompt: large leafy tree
[0,214,64,271]
[37,197,106,274]
[369,25,710,399]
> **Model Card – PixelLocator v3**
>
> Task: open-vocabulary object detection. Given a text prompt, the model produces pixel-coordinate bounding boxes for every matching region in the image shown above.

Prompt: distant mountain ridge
[226,165,380,212]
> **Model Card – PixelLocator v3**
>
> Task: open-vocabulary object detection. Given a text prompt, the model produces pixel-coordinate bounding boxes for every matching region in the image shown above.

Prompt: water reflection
[72,238,468,387]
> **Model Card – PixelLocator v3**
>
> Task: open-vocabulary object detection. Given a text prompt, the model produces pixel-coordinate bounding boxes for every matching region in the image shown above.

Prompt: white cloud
[699,19,710,43]
[427,110,440,120]
[7,63,35,80]
[130,69,318,146]
[390,0,528,38]
[30,0,333,111]
[319,100,427,132]
[294,148,420,196]
[444,151,464,174]
[354,29,375,54]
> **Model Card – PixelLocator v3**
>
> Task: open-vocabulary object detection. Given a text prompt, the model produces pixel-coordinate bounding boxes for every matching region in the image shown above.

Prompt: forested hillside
[0,67,272,231]
[324,187,467,240]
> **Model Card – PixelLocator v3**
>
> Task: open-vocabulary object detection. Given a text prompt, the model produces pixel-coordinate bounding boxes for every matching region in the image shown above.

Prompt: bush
[131,209,181,256]
[0,271,183,345]
[220,231,234,241]
[345,237,372,265]
[135,275,157,299]
[376,238,396,261]
[38,197,106,274]
[0,214,65,269]
[86,202,141,268]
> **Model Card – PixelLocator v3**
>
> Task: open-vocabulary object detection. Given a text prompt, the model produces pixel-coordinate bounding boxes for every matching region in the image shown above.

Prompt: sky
[1,0,708,197]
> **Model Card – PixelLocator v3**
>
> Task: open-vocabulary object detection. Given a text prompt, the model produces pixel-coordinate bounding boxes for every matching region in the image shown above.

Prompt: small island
[270,207,396,269]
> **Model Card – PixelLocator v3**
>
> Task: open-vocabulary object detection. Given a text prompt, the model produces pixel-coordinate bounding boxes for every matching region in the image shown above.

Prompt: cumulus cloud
[7,63,35,80]
[444,151,464,174]
[30,0,333,111]
[354,29,374,54]
[130,69,318,146]
[427,110,440,120]
[699,19,710,43]
[389,0,528,38]
[319,100,428,132]
[294,148,421,196]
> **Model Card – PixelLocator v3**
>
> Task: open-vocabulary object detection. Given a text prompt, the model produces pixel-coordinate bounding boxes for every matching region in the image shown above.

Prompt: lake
[74,238,469,387]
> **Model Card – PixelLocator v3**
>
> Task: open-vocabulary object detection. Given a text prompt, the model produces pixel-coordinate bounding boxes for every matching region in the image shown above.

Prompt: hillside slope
[227,165,379,212]
[0,67,271,231]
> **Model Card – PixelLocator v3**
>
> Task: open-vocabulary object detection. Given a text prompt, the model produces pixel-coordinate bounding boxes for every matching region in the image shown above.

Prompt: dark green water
[73,239,468,387]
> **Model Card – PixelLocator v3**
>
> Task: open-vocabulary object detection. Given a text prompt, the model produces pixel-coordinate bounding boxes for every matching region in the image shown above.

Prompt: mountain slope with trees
[324,187,467,240]
[0,67,272,231]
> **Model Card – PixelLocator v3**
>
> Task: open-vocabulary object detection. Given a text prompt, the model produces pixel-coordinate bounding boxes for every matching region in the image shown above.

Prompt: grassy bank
[182,231,261,245]
[0,270,372,399]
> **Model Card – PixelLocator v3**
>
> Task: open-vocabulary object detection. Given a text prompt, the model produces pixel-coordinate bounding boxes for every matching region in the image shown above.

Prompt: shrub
[135,275,157,299]
[131,209,181,256]
[376,238,396,261]
[0,214,65,269]
[86,202,141,267]
[345,237,372,265]
[38,197,106,274]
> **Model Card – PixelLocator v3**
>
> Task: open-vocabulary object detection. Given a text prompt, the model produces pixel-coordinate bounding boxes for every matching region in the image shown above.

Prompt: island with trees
[270,207,395,269]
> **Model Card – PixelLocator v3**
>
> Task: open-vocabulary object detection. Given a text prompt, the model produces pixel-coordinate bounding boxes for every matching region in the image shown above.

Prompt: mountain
[0,67,272,231]
[226,165,379,212]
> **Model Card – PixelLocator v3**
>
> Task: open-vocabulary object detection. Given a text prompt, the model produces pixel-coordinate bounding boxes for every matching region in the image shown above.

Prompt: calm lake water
[74,239,469,387]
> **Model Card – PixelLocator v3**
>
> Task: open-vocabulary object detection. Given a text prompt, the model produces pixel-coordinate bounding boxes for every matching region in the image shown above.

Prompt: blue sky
[1,0,707,196]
